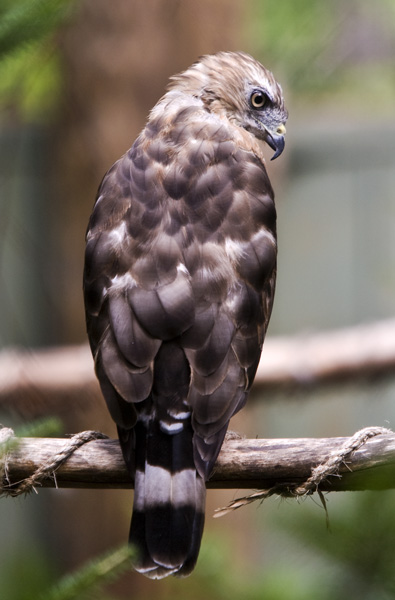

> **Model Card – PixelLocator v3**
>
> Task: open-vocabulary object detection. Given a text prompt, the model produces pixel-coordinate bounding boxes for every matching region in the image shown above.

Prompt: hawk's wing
[83,104,277,577]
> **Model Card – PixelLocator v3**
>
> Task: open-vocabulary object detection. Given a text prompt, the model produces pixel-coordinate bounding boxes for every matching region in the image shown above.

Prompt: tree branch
[2,430,395,494]
[1,319,395,417]
[257,318,395,389]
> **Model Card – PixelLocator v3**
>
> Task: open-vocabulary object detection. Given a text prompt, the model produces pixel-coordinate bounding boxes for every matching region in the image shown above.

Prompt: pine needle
[41,545,135,600]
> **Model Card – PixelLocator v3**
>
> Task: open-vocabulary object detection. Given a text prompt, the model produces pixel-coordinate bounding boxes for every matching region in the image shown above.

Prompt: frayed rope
[214,426,393,518]
[0,428,108,497]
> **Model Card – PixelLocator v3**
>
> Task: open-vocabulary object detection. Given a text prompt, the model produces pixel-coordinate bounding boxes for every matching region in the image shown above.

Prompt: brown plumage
[83,51,287,578]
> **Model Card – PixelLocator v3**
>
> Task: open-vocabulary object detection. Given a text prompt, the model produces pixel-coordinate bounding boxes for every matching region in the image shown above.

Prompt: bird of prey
[83,51,287,579]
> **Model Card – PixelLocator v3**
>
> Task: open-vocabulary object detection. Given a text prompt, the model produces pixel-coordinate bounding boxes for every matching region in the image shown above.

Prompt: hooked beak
[266,124,286,160]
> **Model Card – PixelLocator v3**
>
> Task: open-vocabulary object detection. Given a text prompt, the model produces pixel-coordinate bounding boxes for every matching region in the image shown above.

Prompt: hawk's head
[168,51,288,160]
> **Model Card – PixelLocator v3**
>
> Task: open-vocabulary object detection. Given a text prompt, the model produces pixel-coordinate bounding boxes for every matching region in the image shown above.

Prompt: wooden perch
[257,318,395,389]
[2,429,395,495]
[1,319,395,418]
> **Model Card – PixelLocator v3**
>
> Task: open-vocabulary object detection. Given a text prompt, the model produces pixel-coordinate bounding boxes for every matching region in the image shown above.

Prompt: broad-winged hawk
[84,51,287,578]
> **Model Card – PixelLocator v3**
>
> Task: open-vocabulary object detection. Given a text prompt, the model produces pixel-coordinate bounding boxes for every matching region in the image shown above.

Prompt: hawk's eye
[250,92,266,109]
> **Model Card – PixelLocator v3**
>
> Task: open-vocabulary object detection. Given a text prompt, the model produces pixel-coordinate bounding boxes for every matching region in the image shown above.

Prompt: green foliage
[41,545,135,600]
[1,492,395,599]
[0,546,55,600]
[0,0,76,121]
[0,0,72,58]
[251,0,335,91]
[250,0,395,105]
[15,416,63,439]
[272,491,395,600]
[0,417,62,461]
[0,46,61,121]
[0,544,134,600]
[161,533,320,600]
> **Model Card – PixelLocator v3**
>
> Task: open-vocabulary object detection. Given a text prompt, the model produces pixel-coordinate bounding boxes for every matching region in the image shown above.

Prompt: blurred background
[1,0,395,598]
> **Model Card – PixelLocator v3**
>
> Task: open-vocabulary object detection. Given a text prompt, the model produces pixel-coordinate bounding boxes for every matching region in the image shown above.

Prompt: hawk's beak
[266,124,286,160]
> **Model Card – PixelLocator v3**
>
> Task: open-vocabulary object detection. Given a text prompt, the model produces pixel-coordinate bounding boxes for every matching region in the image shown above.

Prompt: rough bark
[2,432,395,494]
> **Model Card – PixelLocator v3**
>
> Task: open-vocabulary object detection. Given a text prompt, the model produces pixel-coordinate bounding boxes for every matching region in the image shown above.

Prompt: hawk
[83,51,287,578]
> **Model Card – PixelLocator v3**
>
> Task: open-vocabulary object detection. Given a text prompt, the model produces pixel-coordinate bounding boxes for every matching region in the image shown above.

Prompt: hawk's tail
[119,419,206,579]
